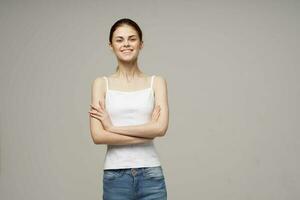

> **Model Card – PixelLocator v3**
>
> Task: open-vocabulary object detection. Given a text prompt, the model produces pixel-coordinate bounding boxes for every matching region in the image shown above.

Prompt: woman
[89,18,169,200]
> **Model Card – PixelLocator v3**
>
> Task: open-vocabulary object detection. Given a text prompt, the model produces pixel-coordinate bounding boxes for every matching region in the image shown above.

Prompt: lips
[121,49,133,52]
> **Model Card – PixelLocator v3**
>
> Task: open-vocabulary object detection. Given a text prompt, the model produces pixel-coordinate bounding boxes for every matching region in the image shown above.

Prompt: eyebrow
[115,35,137,39]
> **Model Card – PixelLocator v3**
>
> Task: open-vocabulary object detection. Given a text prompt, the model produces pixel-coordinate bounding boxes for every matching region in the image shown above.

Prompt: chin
[119,55,138,62]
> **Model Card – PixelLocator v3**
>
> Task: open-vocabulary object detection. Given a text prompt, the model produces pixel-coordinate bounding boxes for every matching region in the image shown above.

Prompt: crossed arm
[108,120,166,139]
[89,76,169,145]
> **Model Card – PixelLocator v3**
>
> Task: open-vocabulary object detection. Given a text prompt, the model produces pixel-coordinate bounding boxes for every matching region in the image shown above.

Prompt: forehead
[113,25,138,38]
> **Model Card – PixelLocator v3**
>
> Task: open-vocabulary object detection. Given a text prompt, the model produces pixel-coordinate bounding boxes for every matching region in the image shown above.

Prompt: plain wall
[1,0,299,199]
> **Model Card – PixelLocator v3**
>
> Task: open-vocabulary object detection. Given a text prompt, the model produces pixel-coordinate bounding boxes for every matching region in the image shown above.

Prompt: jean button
[131,168,137,176]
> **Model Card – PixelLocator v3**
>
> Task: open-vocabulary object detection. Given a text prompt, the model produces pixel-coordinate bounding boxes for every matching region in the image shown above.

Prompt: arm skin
[107,76,169,139]
[108,121,161,139]
[89,77,154,145]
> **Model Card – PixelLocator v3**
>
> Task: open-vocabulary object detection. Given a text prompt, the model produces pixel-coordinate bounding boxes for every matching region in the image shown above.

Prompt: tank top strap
[103,76,109,91]
[150,75,155,89]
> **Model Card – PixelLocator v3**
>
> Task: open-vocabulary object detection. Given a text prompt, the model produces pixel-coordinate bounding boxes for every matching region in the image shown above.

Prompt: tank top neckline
[107,87,153,94]
[103,75,155,94]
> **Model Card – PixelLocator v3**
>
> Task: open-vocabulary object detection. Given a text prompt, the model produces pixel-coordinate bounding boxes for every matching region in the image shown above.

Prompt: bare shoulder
[152,75,168,99]
[91,76,107,95]
[153,75,167,88]
[91,76,104,87]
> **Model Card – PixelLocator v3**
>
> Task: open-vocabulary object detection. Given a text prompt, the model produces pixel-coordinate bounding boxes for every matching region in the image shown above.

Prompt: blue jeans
[102,166,167,200]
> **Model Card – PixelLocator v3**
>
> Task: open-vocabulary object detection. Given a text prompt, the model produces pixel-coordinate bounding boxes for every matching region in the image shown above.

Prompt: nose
[124,40,130,47]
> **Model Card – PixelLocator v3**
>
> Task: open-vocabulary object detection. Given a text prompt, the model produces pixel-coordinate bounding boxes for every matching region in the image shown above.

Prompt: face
[109,25,143,62]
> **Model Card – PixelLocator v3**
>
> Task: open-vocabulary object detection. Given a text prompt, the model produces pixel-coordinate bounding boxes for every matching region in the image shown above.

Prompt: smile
[122,50,133,54]
[121,49,133,52]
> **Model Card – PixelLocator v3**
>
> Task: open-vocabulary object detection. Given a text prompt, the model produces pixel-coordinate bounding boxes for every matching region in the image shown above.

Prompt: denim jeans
[102,166,167,200]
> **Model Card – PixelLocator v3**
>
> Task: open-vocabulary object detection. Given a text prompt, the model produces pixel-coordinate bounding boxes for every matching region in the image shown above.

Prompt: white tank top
[102,75,161,169]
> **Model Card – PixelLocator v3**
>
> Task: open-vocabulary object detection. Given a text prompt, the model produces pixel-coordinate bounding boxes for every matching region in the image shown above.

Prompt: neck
[115,61,143,80]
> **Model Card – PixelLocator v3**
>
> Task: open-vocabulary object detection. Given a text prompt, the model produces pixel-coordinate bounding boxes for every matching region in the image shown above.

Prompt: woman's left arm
[108,76,169,139]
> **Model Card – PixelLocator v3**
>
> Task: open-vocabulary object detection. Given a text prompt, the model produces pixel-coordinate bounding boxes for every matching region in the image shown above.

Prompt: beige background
[1,0,300,199]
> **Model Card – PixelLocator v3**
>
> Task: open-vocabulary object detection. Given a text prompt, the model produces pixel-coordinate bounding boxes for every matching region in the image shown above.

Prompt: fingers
[89,113,101,120]
[152,105,161,121]
[153,111,160,121]
[153,110,160,121]
[89,101,106,120]
[154,105,161,114]
[90,102,105,112]
[90,104,100,111]
[89,109,106,121]
[88,110,101,117]
[152,106,157,117]
[155,112,160,120]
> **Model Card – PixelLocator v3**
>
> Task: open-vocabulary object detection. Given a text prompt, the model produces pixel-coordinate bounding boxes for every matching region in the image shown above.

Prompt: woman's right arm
[89,77,153,145]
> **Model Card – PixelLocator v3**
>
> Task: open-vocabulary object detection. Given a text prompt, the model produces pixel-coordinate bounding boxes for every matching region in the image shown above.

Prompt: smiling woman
[89,18,169,200]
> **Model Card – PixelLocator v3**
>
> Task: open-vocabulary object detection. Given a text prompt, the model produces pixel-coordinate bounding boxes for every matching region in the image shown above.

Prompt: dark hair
[109,18,143,44]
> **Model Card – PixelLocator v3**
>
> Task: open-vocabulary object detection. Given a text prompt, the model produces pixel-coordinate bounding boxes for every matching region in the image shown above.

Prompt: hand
[89,100,113,130]
[151,105,161,122]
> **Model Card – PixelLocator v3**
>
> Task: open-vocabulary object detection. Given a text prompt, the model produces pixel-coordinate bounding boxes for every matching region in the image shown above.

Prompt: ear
[139,41,144,50]
[109,42,113,51]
